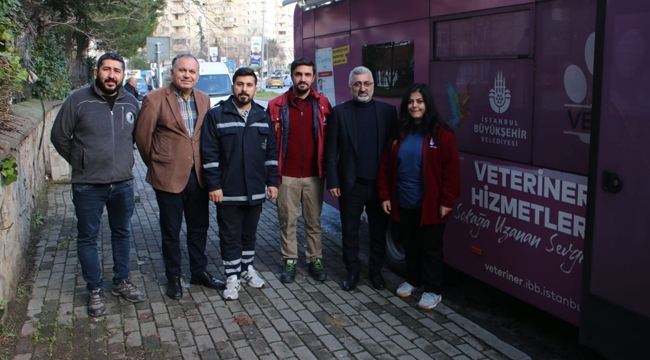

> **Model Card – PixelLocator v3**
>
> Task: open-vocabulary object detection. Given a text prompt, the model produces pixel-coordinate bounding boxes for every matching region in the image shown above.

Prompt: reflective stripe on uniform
[216,122,245,128]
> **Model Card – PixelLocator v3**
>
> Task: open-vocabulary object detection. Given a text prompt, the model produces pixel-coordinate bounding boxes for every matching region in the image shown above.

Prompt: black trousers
[155,169,209,278]
[339,180,388,275]
[216,204,263,278]
[399,207,446,294]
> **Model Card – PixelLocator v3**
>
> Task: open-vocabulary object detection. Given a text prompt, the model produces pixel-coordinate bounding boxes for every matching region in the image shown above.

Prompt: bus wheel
[385,221,406,276]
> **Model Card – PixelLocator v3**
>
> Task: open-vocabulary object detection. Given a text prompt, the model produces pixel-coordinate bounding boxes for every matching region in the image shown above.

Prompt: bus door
[580,0,650,358]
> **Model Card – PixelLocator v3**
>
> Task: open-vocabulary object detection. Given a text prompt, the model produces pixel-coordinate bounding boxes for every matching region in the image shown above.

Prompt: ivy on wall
[0,156,17,185]
[31,34,71,100]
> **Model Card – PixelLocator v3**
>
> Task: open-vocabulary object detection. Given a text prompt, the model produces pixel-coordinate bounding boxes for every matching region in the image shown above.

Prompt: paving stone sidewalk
[11,154,530,360]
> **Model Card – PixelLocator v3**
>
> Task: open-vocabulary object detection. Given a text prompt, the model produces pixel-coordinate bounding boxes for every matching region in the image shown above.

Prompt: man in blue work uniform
[201,67,279,300]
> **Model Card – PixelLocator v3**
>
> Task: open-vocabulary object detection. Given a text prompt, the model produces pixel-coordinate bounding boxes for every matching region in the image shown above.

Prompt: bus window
[435,10,532,59]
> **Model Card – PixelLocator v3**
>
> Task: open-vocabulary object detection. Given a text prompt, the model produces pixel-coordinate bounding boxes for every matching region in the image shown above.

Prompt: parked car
[135,78,149,101]
[266,75,284,88]
[282,74,292,86]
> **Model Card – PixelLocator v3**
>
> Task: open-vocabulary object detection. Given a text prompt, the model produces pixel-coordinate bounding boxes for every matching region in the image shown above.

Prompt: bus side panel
[430,0,533,17]
[351,0,430,29]
[444,153,587,325]
[314,0,350,36]
[431,59,534,163]
[302,6,315,39]
[532,0,596,175]
[298,38,316,66]
[349,19,430,106]
[589,3,650,321]
[294,4,304,56]
[580,1,650,356]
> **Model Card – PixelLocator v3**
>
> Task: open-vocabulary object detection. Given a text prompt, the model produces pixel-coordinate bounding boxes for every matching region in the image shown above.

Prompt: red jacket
[267,88,332,181]
[377,127,461,225]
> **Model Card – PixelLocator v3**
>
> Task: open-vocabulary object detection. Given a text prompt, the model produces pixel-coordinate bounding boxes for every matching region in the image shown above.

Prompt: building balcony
[171,20,186,28]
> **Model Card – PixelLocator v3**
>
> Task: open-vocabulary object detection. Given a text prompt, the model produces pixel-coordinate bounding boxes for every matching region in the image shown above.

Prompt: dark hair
[398,83,450,141]
[290,57,316,75]
[97,52,125,71]
[232,67,258,84]
[171,52,199,69]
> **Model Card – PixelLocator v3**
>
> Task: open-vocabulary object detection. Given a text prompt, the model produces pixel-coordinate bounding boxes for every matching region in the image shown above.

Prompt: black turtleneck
[354,99,378,181]
[104,94,117,110]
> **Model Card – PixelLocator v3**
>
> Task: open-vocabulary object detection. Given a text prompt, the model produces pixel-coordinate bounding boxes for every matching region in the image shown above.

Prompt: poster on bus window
[431,59,534,164]
[315,47,336,105]
[445,153,587,325]
[533,0,597,175]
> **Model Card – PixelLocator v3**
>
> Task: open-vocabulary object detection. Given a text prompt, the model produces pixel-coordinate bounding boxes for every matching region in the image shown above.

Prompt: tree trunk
[75,33,89,61]
[65,30,73,60]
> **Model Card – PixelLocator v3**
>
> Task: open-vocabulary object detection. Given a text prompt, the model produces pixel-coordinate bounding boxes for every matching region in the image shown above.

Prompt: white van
[196,62,232,107]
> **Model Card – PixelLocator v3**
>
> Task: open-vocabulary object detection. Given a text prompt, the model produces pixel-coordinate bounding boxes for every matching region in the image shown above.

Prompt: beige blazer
[134,85,210,193]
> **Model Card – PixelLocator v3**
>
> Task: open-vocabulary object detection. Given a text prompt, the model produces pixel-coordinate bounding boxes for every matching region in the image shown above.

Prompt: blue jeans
[72,180,135,291]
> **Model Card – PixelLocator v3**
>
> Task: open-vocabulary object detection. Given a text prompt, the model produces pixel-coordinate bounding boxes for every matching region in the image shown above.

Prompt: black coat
[124,83,139,98]
[324,99,398,196]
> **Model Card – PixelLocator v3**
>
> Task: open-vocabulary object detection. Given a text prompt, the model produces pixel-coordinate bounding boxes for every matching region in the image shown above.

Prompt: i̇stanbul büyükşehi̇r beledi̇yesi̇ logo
[489,71,511,114]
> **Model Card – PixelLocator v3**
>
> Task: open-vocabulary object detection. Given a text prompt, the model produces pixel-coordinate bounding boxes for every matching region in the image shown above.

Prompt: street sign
[146,37,170,61]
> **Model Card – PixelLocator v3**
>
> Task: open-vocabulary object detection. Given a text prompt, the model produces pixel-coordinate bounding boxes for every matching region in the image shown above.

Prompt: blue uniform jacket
[201,96,279,206]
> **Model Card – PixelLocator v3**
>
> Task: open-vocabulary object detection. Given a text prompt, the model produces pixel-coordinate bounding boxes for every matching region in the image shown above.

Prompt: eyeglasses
[351,81,374,88]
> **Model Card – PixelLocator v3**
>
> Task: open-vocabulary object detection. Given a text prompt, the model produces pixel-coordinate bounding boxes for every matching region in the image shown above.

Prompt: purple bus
[287,0,650,357]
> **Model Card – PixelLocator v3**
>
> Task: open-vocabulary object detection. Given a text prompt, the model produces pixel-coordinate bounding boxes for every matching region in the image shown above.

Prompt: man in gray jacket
[51,52,145,317]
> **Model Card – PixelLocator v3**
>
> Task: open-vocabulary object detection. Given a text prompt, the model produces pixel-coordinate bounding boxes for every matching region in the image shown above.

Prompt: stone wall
[0,100,62,320]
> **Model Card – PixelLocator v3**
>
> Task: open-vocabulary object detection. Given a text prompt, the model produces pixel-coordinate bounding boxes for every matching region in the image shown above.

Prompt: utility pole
[260,0,266,81]
[155,42,162,89]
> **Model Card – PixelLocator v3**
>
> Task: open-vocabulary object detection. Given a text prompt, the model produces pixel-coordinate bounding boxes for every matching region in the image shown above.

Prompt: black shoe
[342,273,359,291]
[190,271,226,290]
[280,260,297,283]
[166,277,183,300]
[369,273,386,290]
[308,259,327,282]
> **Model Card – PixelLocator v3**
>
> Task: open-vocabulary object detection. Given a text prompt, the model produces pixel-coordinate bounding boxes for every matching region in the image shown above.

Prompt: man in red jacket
[267,58,333,283]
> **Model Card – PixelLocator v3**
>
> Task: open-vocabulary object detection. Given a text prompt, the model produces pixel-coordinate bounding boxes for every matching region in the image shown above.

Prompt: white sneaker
[241,265,265,288]
[222,275,241,300]
[418,292,442,310]
[396,282,419,298]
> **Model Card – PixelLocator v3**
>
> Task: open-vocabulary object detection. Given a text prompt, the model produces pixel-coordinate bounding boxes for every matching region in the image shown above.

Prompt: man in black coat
[124,77,139,99]
[324,66,398,291]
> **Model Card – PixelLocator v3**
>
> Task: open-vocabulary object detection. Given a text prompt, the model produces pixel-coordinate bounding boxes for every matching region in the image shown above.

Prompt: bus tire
[385,221,406,276]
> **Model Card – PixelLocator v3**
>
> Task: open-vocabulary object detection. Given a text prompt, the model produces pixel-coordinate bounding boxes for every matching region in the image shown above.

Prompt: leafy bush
[31,34,71,100]
[0,0,28,119]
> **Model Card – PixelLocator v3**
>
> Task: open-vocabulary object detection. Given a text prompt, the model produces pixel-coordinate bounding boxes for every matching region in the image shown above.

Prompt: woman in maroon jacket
[377,83,461,310]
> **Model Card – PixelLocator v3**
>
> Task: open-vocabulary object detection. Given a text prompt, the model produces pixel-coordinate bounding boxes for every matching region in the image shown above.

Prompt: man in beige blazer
[134,53,225,300]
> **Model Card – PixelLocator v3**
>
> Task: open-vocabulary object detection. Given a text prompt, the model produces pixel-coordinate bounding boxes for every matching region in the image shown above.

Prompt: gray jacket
[51,81,139,184]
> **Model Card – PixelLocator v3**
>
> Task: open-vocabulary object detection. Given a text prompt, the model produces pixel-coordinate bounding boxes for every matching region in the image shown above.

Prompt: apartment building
[153,0,294,69]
